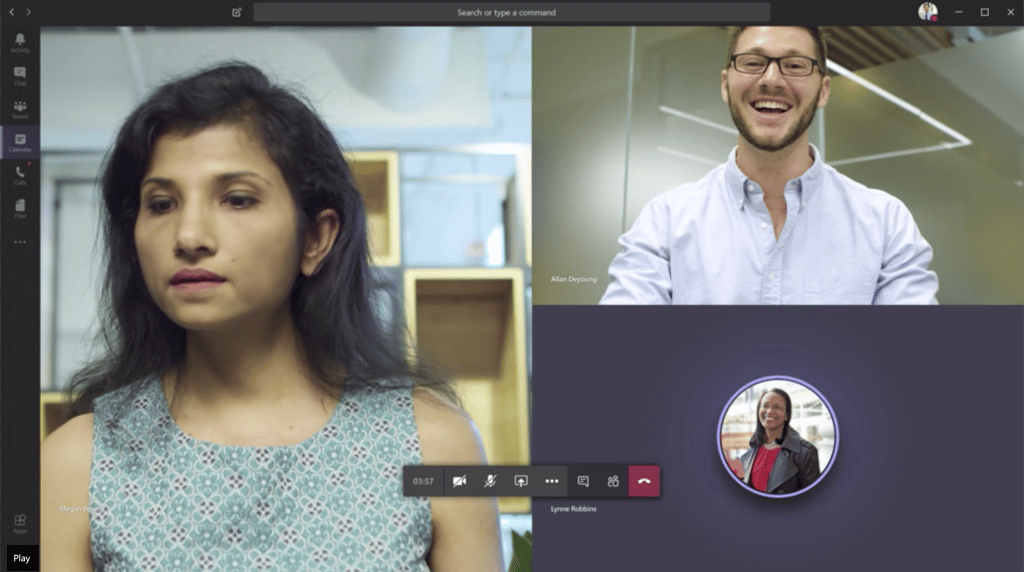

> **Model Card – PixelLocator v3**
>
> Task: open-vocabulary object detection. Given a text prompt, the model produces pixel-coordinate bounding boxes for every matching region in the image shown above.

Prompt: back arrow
[26,9,31,15]
[8,9,13,16]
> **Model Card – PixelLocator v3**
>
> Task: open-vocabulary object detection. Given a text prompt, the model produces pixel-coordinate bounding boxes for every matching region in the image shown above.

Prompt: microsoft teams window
[2,1,1022,570]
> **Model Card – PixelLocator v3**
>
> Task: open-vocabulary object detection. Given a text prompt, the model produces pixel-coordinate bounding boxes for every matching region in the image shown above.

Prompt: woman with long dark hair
[41,62,503,571]
[740,389,821,495]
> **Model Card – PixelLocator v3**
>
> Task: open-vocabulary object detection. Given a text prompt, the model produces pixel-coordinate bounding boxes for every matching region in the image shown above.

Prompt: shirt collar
[780,426,805,452]
[726,144,824,212]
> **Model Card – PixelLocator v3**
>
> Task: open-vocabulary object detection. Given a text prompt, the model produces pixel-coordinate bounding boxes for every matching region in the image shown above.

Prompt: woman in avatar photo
[740,389,821,495]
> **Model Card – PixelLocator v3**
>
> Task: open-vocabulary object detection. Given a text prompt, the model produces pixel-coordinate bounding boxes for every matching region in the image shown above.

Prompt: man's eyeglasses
[730,53,820,77]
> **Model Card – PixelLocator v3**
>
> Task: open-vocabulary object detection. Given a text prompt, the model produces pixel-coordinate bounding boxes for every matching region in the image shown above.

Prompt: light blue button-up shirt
[600,146,938,305]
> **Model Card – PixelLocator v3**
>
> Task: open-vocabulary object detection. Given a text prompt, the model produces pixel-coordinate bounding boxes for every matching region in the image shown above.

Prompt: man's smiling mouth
[751,99,793,114]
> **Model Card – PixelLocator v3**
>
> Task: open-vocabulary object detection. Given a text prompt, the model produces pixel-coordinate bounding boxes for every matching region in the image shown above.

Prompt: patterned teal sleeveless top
[89,377,432,571]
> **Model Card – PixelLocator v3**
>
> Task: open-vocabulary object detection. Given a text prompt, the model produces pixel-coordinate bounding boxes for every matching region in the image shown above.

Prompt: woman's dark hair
[66,61,451,416]
[749,388,792,447]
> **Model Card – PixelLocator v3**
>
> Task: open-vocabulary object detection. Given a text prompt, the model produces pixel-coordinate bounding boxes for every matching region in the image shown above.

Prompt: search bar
[253,3,770,24]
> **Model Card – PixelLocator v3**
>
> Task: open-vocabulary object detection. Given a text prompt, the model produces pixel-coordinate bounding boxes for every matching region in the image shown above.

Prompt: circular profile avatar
[718,376,837,497]
[919,2,939,21]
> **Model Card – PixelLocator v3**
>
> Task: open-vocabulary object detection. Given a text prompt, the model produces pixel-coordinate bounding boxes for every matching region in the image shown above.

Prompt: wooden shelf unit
[404,268,530,513]
[40,392,70,441]
[347,150,400,267]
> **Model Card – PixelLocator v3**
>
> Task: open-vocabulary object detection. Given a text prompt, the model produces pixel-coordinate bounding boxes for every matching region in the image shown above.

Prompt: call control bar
[403,465,660,498]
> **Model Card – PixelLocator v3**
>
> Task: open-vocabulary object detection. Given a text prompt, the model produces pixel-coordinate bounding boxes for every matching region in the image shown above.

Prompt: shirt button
[760,222,768,229]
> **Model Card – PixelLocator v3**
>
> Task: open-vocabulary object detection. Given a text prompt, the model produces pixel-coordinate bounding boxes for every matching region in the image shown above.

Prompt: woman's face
[758,392,787,433]
[135,123,304,333]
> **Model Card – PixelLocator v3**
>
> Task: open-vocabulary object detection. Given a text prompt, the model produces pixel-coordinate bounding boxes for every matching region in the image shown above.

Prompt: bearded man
[600,26,938,305]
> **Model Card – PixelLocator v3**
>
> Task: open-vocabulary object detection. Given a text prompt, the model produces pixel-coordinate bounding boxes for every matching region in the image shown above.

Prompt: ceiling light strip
[659,105,739,135]
[655,146,721,166]
[827,60,972,166]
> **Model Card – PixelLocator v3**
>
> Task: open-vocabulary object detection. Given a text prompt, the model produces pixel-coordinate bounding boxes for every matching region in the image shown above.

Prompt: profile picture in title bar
[919,2,939,22]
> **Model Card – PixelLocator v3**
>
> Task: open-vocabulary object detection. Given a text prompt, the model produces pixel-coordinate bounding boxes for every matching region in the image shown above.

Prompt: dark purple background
[533,306,1023,570]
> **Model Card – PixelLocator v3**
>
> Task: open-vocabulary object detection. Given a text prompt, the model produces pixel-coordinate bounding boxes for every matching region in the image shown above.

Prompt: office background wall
[534,26,1024,304]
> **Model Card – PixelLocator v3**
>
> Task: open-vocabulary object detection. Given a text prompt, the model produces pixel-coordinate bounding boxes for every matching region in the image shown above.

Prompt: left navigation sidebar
[1,19,42,561]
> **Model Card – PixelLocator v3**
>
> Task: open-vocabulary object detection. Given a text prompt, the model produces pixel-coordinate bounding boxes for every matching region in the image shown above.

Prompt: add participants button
[628,465,660,497]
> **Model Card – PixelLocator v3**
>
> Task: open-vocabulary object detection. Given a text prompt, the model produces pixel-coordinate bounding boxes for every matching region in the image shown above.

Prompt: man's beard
[727,86,821,152]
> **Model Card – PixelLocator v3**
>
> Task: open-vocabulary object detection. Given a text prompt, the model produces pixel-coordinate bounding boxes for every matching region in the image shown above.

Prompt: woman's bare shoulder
[411,388,487,465]
[41,414,94,476]
[41,414,94,572]
[411,389,503,571]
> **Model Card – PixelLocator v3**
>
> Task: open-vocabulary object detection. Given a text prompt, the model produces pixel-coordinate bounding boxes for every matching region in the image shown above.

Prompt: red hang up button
[628,465,660,497]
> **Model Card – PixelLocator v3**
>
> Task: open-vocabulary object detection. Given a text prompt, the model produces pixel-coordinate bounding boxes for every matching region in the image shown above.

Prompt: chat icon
[577,475,589,487]
[13,67,26,78]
